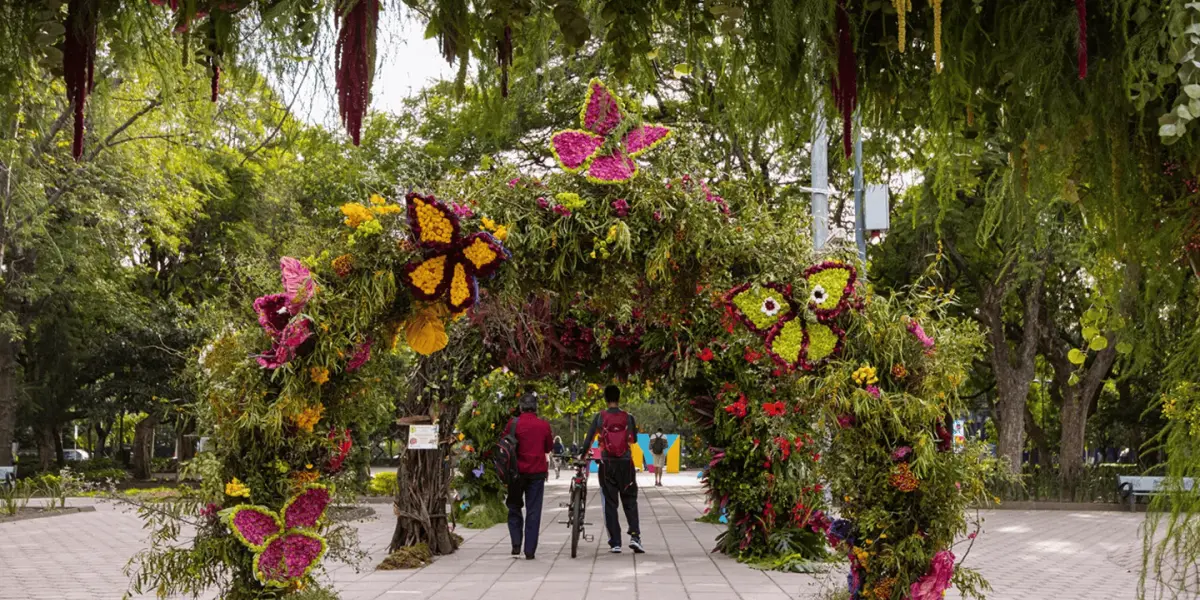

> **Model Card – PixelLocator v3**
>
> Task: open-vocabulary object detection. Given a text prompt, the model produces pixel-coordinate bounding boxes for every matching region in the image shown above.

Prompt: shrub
[368,472,397,496]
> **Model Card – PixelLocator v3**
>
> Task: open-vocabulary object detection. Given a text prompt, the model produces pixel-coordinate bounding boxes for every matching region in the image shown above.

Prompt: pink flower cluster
[233,509,281,546]
[700,180,731,215]
[257,533,323,581]
[907,319,936,349]
[347,339,372,372]
[611,198,629,217]
[865,384,881,398]
[909,550,955,600]
[890,446,912,461]
[254,258,316,369]
[536,197,550,209]
[553,205,572,217]
[284,486,331,529]
[449,202,474,218]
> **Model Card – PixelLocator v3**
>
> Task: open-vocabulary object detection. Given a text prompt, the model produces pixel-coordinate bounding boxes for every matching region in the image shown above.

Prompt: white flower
[760,296,781,316]
[810,285,828,305]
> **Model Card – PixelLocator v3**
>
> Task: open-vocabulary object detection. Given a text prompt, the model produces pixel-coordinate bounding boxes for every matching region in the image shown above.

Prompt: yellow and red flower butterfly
[723,261,859,370]
[402,193,510,311]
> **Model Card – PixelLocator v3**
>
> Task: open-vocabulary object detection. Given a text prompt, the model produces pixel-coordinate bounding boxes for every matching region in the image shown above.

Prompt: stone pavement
[0,472,1148,600]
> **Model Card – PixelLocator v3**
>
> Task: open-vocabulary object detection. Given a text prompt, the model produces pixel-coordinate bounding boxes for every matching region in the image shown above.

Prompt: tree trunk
[982,273,1044,474]
[37,422,57,471]
[389,440,459,555]
[0,338,18,467]
[1024,405,1052,468]
[131,413,160,480]
[1055,341,1117,498]
[93,422,108,457]
[389,348,473,556]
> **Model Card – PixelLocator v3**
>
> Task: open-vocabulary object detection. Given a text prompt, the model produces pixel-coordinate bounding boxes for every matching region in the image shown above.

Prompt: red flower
[811,452,821,462]
[698,347,715,362]
[794,436,805,449]
[744,347,762,362]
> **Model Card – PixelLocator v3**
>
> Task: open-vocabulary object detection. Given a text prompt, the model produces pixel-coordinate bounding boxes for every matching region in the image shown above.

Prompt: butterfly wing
[406,193,461,250]
[623,124,672,157]
[765,316,805,367]
[765,318,845,370]
[403,254,451,301]
[447,259,479,312]
[586,150,638,184]
[253,531,328,587]
[459,232,510,278]
[800,321,845,369]
[581,79,625,135]
[803,261,858,320]
[550,129,606,172]
[226,506,283,552]
[724,283,797,337]
[282,485,332,530]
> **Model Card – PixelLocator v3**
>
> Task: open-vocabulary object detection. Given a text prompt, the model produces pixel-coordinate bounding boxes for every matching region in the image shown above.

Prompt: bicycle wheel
[570,485,584,558]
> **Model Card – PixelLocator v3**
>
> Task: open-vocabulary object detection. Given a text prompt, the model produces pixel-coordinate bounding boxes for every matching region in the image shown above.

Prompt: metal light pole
[811,98,829,251]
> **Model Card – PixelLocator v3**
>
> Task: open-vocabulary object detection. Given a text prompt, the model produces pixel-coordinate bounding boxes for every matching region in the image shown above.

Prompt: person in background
[552,435,566,479]
[649,428,668,487]
[580,385,644,554]
[506,392,553,560]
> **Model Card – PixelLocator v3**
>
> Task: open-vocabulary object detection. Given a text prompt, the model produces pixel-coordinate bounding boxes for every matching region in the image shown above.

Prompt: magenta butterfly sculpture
[549,79,672,184]
[223,485,331,587]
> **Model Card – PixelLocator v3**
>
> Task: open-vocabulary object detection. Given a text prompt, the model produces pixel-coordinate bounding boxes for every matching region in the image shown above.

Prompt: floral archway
[133,80,996,600]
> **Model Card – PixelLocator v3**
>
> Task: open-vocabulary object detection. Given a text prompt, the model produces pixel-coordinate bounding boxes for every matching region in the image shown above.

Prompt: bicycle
[559,458,595,558]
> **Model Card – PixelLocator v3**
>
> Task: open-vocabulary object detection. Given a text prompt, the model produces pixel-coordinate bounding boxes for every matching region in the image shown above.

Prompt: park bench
[1117,475,1195,510]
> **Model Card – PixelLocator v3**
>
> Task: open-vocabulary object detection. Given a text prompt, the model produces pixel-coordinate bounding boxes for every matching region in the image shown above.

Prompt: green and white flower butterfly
[723,261,860,370]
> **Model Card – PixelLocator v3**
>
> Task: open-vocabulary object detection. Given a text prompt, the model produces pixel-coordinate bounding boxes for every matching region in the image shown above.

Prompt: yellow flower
[606,225,618,242]
[481,217,497,230]
[490,423,496,429]
[457,432,465,441]
[225,478,251,498]
[293,403,325,433]
[852,365,878,386]
[493,225,508,241]
[305,463,314,470]
[369,194,387,206]
[372,204,402,216]
[405,305,449,356]
[310,367,330,386]
[341,203,375,228]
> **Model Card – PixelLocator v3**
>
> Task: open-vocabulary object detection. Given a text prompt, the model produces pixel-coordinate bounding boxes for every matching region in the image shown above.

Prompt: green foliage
[367,472,397,497]
[376,543,432,570]
[810,289,996,600]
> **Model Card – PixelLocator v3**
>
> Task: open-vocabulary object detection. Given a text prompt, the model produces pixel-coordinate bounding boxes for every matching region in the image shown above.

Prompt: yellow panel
[630,441,645,472]
[666,436,681,473]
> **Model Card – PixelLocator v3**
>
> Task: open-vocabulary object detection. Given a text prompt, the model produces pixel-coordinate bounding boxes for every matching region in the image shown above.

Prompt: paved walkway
[0,473,1148,599]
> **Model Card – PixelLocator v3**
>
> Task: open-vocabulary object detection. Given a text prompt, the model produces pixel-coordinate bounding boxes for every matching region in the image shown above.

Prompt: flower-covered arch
[137,79,995,600]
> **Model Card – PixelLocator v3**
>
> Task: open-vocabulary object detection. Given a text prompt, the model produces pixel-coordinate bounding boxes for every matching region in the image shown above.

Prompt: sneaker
[610,546,622,554]
[629,537,645,554]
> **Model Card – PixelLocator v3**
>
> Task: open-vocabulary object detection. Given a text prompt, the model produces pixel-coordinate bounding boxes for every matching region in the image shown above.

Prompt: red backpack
[600,411,632,458]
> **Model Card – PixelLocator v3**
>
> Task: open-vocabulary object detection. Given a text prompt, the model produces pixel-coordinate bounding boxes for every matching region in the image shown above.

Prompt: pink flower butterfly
[549,79,672,184]
[225,485,332,587]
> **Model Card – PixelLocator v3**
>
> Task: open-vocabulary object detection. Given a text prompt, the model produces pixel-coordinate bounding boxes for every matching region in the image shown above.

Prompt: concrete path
[0,472,1148,599]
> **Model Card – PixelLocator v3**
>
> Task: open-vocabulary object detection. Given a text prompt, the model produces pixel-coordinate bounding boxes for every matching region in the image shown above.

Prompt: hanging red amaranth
[64,0,98,161]
[831,0,857,159]
[497,24,513,98]
[335,0,380,145]
[209,58,221,102]
[1076,0,1087,79]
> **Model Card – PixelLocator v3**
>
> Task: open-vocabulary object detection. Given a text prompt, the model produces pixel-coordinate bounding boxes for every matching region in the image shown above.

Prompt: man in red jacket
[505,392,553,560]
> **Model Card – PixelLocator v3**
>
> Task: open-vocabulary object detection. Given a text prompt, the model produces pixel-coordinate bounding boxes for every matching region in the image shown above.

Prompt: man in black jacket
[580,385,644,554]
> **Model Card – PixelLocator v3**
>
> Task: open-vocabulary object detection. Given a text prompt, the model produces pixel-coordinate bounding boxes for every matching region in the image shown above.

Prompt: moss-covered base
[376,543,432,570]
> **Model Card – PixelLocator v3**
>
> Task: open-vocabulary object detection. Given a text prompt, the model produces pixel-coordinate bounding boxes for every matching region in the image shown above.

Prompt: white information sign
[408,424,439,450]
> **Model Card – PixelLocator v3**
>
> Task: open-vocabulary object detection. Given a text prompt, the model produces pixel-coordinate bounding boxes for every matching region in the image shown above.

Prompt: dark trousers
[598,459,640,546]
[506,475,545,555]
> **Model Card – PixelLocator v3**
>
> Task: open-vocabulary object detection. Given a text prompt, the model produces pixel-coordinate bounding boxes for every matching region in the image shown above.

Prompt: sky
[283,13,456,127]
